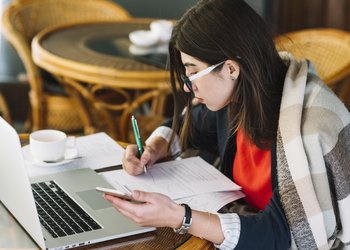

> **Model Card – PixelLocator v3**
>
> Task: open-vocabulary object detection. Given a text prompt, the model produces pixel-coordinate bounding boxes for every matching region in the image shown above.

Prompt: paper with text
[101,156,241,200]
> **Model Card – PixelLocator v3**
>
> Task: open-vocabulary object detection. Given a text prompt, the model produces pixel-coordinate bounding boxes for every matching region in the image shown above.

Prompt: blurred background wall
[271,0,350,35]
[113,0,266,19]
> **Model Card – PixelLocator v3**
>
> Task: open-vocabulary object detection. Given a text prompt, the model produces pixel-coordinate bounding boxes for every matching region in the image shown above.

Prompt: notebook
[0,117,154,250]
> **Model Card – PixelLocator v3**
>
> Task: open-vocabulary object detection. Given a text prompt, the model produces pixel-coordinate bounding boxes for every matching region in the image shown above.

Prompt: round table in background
[32,19,173,142]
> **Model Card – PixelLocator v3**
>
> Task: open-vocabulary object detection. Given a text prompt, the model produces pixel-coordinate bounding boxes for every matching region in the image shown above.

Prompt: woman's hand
[104,190,184,228]
[122,136,170,176]
[122,144,158,175]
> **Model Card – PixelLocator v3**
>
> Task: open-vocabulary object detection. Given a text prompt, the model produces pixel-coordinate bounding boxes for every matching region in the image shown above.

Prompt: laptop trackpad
[76,189,112,210]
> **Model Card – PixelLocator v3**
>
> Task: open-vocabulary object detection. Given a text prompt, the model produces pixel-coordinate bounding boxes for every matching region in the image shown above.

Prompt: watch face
[174,226,187,234]
[174,221,191,234]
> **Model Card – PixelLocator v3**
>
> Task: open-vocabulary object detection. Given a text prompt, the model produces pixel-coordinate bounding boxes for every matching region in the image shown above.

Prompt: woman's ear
[225,60,240,80]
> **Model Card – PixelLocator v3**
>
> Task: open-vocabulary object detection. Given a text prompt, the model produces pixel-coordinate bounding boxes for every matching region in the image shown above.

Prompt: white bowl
[128,30,159,47]
[150,20,173,43]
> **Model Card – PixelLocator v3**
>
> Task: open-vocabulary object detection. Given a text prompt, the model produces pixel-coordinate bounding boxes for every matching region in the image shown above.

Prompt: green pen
[131,115,147,174]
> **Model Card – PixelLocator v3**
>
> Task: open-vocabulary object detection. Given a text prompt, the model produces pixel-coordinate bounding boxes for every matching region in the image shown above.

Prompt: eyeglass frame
[180,61,225,92]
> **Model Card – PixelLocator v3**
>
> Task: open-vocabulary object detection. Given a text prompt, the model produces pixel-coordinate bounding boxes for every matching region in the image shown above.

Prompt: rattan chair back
[61,75,171,142]
[1,0,131,132]
[275,28,350,106]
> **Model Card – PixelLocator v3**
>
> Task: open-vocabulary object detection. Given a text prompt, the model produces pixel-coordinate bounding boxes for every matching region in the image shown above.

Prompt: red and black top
[233,129,272,210]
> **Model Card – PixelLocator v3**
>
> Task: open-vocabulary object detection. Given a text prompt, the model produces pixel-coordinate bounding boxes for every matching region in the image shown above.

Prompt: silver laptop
[0,117,154,250]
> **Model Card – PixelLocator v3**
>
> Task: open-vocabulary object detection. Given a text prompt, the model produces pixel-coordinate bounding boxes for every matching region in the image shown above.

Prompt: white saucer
[22,145,73,167]
[129,43,168,55]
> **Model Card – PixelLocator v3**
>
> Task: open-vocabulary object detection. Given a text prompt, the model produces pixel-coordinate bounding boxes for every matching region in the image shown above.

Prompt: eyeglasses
[180,61,225,92]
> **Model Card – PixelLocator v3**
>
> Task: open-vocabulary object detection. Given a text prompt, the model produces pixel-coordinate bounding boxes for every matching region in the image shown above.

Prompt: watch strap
[182,203,192,224]
[173,203,192,234]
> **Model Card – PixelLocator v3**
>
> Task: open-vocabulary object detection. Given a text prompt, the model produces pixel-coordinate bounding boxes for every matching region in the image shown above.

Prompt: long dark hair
[169,0,287,149]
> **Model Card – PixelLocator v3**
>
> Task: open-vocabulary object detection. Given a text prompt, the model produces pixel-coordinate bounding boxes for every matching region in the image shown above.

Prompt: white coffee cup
[30,129,67,162]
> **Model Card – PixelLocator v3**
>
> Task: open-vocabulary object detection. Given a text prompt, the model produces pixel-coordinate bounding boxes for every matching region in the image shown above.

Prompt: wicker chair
[274,28,350,107]
[1,0,131,132]
[0,92,11,123]
[61,76,171,143]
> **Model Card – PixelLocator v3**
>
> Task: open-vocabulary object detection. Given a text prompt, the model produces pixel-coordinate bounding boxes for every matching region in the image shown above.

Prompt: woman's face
[180,52,237,111]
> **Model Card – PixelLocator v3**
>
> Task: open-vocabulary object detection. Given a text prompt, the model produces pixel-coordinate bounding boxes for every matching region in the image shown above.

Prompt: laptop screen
[0,117,46,249]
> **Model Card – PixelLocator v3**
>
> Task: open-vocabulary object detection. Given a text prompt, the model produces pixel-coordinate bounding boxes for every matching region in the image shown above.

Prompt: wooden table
[0,135,214,250]
[32,19,172,142]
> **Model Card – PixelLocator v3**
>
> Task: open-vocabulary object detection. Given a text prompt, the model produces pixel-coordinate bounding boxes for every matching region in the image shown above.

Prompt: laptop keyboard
[31,180,102,238]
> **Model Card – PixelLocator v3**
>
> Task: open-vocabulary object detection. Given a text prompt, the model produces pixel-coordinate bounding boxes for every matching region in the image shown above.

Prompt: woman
[104,0,350,249]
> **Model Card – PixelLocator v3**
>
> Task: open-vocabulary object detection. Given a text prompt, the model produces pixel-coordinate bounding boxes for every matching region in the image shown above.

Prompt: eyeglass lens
[181,74,193,92]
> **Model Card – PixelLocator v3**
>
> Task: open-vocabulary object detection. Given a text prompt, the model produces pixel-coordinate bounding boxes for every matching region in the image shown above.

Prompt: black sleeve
[234,189,291,250]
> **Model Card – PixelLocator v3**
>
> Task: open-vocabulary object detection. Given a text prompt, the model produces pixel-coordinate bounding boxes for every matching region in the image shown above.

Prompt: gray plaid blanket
[277,52,350,249]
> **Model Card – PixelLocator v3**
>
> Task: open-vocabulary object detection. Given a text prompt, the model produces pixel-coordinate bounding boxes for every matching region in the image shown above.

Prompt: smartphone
[96,187,144,203]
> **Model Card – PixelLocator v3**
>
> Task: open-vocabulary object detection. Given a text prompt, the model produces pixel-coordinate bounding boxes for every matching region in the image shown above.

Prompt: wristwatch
[173,203,192,234]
